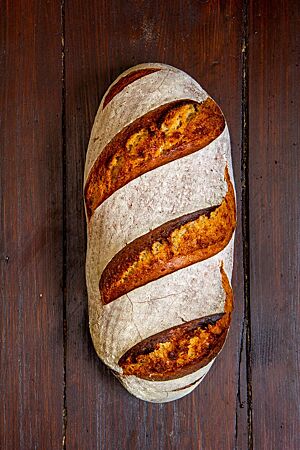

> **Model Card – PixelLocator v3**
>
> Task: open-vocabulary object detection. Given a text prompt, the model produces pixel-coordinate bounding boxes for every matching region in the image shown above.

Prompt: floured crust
[117,359,215,403]
[84,63,236,402]
[103,68,160,108]
[84,98,225,219]
[100,167,235,304]
[84,63,209,181]
[86,127,231,303]
[89,238,234,372]
[119,265,233,381]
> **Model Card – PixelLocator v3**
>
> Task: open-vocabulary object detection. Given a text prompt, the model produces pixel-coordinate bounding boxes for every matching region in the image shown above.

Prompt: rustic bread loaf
[84,63,236,403]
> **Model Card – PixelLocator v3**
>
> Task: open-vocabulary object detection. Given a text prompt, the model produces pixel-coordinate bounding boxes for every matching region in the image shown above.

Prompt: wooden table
[1,1,299,449]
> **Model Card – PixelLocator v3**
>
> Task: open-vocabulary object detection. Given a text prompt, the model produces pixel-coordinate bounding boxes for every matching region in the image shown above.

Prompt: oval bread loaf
[84,63,236,403]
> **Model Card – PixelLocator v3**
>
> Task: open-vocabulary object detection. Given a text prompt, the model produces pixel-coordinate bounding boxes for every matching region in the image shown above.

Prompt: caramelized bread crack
[85,98,225,219]
[119,265,233,381]
[100,167,236,304]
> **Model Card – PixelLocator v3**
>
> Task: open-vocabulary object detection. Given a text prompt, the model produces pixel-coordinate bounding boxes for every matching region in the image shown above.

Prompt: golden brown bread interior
[100,167,236,305]
[103,68,160,108]
[85,98,225,219]
[118,265,233,381]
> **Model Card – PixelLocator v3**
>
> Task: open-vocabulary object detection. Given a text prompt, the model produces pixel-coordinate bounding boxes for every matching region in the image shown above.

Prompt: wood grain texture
[249,1,300,449]
[0,1,64,449]
[5,0,300,448]
[64,1,246,449]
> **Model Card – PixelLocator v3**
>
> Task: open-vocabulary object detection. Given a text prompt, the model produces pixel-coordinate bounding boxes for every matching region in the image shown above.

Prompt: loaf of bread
[84,63,236,403]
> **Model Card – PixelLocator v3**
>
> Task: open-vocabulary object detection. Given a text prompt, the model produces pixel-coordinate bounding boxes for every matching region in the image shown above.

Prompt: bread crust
[84,63,236,402]
[84,63,209,182]
[85,98,225,219]
[100,167,235,304]
[103,68,160,108]
[118,264,232,381]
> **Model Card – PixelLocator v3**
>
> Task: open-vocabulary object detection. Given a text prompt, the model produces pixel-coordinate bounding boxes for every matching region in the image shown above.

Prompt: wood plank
[249,1,300,448]
[64,1,246,448]
[0,2,64,449]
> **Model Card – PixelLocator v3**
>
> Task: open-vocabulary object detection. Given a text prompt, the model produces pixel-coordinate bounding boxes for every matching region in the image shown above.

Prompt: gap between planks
[61,0,67,449]
[241,1,253,449]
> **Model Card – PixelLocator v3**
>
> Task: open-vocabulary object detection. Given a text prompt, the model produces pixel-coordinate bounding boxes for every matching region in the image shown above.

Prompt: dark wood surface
[1,1,299,449]
[0,1,64,449]
[249,1,300,449]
